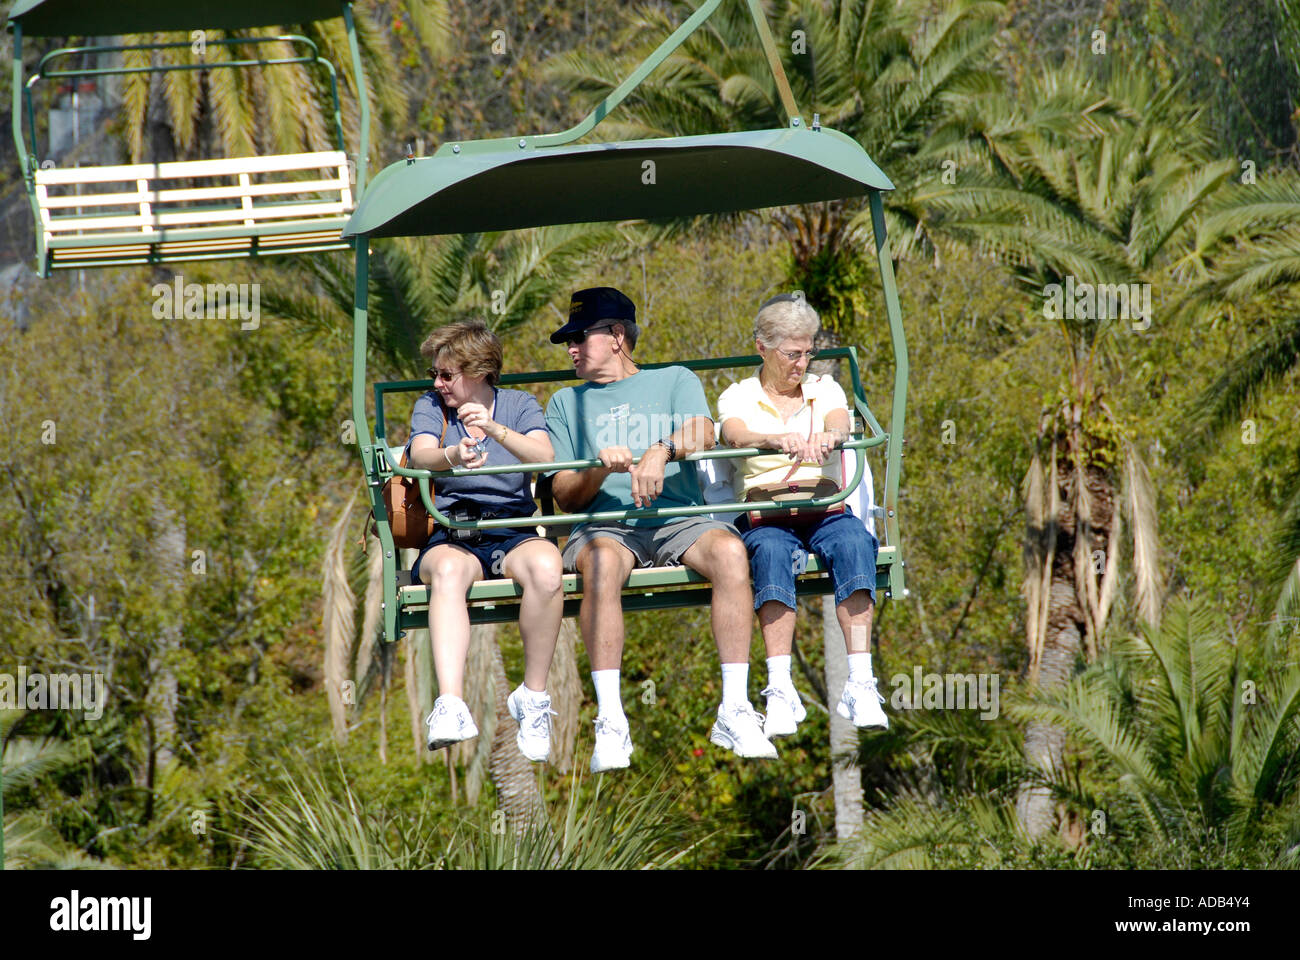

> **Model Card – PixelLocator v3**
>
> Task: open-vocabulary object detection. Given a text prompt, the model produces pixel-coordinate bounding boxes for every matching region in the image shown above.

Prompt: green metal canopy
[344,126,894,239]
[6,0,346,35]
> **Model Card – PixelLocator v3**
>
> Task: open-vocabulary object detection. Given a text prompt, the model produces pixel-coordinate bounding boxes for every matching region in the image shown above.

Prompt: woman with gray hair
[715,293,887,738]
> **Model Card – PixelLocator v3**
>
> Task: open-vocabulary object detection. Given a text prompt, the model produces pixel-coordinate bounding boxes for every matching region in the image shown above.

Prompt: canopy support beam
[870,189,907,598]
[744,0,802,127]
[342,0,369,194]
[352,239,400,641]
[530,0,725,149]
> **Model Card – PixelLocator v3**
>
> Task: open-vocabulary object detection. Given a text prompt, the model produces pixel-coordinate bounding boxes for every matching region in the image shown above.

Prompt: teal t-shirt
[545,366,711,528]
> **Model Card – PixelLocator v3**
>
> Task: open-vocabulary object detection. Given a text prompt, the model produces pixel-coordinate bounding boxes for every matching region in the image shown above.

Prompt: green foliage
[232,748,703,870]
[3,0,1300,873]
[1010,598,1300,867]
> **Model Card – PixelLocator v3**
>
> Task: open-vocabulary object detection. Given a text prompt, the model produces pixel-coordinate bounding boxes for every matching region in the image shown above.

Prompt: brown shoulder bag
[376,410,448,550]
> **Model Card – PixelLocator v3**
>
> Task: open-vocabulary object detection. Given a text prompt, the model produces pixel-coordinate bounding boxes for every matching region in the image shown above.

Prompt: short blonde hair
[420,319,502,386]
[754,293,819,347]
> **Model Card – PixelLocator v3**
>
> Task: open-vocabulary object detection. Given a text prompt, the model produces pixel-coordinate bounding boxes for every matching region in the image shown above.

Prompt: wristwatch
[652,437,676,461]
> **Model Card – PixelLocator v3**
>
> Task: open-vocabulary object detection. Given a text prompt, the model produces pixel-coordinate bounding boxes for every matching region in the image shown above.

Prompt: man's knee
[577,538,634,590]
[698,530,750,584]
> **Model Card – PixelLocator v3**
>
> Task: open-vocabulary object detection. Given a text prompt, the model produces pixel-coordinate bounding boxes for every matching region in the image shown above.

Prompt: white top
[716,373,849,498]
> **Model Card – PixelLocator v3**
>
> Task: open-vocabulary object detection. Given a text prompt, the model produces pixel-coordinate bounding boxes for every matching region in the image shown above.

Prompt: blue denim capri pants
[737,508,878,611]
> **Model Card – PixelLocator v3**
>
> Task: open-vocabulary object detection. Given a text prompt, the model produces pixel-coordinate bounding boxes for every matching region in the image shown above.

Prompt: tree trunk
[824,595,863,838]
[547,618,582,773]
[149,499,184,771]
[1016,580,1081,837]
[487,635,547,832]
[1017,446,1114,839]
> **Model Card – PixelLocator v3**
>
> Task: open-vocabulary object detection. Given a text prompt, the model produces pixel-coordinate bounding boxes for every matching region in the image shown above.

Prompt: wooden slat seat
[34,150,354,270]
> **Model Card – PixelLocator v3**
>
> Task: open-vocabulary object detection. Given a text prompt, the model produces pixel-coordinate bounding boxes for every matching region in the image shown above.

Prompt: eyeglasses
[775,348,817,362]
[565,323,617,345]
[428,368,463,383]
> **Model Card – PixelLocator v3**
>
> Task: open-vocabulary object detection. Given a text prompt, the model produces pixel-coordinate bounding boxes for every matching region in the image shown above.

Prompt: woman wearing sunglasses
[407,319,563,762]
[716,294,887,740]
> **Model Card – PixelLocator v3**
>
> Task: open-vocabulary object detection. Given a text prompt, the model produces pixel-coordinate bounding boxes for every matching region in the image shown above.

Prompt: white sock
[592,670,625,721]
[847,652,873,683]
[519,683,549,703]
[766,655,794,691]
[721,662,750,707]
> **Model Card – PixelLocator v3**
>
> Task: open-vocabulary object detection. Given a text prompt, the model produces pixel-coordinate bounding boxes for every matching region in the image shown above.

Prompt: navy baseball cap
[550,286,636,344]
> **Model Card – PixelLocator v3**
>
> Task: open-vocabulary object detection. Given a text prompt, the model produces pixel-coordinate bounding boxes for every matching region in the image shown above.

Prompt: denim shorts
[737,508,877,610]
[413,524,546,582]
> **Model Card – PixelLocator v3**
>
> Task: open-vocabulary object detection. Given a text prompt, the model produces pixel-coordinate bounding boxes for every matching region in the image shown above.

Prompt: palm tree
[823,597,1300,868]
[931,64,1248,836]
[2,712,108,869]
[1179,172,1300,637]
[1011,597,1300,867]
[116,3,448,163]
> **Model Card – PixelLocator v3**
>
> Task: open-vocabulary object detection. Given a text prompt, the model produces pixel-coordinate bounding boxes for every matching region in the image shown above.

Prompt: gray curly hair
[753,291,819,347]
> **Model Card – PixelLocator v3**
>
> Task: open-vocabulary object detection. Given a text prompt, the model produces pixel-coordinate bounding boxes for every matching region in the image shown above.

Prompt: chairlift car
[7,0,372,275]
[344,0,909,647]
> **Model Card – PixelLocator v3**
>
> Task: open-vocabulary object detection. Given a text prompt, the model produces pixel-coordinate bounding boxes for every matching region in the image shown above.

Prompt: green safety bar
[369,346,893,531]
[370,350,880,531]
[393,434,878,531]
[25,35,346,155]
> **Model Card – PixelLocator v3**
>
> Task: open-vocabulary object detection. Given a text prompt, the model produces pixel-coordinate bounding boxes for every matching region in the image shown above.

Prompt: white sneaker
[761,685,807,738]
[590,715,633,773]
[426,695,479,751]
[710,701,778,758]
[837,677,888,729]
[507,684,557,763]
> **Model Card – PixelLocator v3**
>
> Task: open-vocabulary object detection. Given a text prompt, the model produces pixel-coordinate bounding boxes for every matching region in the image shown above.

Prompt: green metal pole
[11,24,28,181]
[11,22,45,277]
[870,190,908,597]
[342,1,370,193]
[352,240,399,641]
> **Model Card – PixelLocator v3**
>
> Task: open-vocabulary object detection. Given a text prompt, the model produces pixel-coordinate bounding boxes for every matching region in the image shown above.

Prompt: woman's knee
[423,550,477,591]
[512,546,564,594]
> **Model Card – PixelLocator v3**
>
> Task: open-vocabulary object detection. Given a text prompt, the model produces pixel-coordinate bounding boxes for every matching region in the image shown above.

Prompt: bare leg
[420,545,483,698]
[835,589,875,654]
[680,528,754,664]
[574,537,636,671]
[503,539,565,691]
[757,600,796,658]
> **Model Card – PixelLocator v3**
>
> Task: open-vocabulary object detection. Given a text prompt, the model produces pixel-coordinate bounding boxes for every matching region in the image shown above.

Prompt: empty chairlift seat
[8,0,374,275]
[35,152,354,269]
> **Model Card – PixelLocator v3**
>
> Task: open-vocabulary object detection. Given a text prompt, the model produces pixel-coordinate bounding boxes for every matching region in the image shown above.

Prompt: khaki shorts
[560,516,739,572]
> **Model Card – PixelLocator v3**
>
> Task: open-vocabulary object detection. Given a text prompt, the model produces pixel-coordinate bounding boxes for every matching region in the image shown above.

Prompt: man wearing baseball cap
[546,286,778,771]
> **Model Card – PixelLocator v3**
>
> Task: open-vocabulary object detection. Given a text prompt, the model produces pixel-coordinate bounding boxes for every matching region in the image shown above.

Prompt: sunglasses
[427,368,463,383]
[565,323,617,345]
